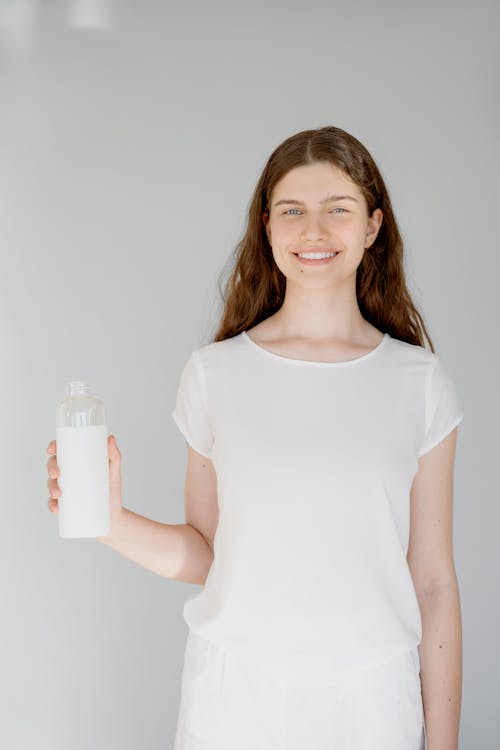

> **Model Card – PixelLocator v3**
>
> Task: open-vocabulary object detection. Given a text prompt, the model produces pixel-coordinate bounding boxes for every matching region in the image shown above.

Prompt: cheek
[271,247,295,275]
[337,221,367,249]
[272,219,294,236]
[269,227,295,251]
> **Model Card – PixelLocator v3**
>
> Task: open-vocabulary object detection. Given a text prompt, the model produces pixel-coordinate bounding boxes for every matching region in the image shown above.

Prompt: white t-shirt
[171,330,464,687]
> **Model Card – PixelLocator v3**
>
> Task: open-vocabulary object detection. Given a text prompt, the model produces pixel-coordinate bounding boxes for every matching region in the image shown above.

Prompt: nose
[300,212,328,240]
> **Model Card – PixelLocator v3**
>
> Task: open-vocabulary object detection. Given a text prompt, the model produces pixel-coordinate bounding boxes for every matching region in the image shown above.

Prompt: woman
[47,125,464,749]
[169,126,464,749]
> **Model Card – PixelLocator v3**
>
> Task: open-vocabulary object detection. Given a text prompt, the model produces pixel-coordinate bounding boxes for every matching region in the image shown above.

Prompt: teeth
[297,251,338,259]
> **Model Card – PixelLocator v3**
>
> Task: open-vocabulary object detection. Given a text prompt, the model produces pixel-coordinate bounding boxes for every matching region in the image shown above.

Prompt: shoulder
[190,332,247,369]
[384,334,436,375]
[387,336,459,386]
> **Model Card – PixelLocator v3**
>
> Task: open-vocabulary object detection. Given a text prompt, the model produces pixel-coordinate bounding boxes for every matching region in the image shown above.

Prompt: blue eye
[283,207,347,215]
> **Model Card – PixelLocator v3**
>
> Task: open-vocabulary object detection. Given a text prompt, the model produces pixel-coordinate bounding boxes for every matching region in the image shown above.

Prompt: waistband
[185,629,422,689]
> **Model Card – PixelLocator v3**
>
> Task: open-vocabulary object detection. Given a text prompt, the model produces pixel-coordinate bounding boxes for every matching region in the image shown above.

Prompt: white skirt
[173,629,426,750]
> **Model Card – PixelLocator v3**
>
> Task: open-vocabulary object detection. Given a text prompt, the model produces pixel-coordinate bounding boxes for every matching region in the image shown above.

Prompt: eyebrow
[273,194,359,208]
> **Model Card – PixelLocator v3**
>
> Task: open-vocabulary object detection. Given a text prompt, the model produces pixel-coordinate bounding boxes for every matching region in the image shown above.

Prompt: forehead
[272,162,362,201]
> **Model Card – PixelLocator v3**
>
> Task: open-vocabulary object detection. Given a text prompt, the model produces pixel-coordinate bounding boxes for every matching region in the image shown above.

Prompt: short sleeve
[418,354,464,457]
[171,351,214,459]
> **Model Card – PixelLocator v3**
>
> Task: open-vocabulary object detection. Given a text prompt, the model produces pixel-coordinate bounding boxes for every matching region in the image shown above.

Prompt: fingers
[47,476,60,497]
[47,440,59,513]
[46,436,121,513]
[47,474,60,514]
[47,455,59,478]
[108,434,121,456]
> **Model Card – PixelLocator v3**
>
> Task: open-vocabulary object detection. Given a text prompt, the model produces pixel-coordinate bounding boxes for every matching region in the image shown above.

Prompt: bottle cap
[67,381,94,397]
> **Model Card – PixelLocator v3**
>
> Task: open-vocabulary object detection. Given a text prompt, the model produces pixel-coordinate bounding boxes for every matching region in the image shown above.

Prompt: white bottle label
[56,424,110,538]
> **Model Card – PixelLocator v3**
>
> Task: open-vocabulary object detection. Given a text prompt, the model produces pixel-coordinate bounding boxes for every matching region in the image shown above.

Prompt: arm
[97,512,214,585]
[97,442,218,586]
[416,580,462,750]
[407,426,463,750]
[47,436,216,585]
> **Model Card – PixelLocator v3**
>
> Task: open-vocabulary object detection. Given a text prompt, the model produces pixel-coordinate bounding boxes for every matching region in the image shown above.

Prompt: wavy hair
[211,125,434,352]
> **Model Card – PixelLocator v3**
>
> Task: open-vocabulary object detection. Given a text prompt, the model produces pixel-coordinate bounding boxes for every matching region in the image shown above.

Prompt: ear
[365,208,383,248]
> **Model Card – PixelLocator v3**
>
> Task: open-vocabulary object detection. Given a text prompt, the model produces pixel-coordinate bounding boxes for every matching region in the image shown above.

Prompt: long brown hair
[210,125,434,352]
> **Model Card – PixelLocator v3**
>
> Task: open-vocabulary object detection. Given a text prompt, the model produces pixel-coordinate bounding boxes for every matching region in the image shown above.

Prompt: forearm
[417,580,463,750]
[96,508,214,585]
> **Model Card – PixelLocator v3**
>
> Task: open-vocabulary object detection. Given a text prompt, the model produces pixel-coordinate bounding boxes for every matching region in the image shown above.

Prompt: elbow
[199,547,214,586]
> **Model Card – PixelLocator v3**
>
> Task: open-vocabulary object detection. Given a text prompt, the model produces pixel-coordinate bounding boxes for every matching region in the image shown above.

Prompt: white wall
[1,0,497,747]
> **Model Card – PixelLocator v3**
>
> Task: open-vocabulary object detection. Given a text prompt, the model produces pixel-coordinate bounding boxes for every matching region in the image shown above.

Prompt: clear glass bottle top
[57,381,106,428]
[67,381,95,397]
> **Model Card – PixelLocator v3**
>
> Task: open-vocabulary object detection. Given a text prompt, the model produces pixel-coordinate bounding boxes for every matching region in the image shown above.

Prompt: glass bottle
[56,381,110,538]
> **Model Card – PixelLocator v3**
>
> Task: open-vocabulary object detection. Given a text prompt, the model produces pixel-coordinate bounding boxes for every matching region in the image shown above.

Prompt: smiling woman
[259,157,385,305]
[168,125,464,749]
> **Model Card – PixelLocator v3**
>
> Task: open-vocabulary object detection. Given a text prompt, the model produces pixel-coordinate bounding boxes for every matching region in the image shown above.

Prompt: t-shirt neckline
[240,330,390,367]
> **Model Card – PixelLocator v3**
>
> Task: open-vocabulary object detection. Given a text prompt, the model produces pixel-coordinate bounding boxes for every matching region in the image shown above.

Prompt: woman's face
[263,161,383,288]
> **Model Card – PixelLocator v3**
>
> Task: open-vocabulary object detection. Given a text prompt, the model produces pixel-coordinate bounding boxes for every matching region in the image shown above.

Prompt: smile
[293,251,341,265]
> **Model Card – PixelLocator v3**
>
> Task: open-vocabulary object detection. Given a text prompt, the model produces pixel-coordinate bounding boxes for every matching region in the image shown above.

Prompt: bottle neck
[68,381,94,397]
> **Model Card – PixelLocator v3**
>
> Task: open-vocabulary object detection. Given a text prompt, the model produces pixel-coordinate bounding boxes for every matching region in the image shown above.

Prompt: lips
[293,250,340,255]
[293,251,342,266]
[293,251,340,256]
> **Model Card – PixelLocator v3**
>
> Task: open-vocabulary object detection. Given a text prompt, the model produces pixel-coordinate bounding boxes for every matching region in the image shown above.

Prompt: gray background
[1,0,497,747]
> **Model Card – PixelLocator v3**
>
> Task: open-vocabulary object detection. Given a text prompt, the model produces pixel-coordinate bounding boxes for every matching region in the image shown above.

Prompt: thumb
[108,434,122,488]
